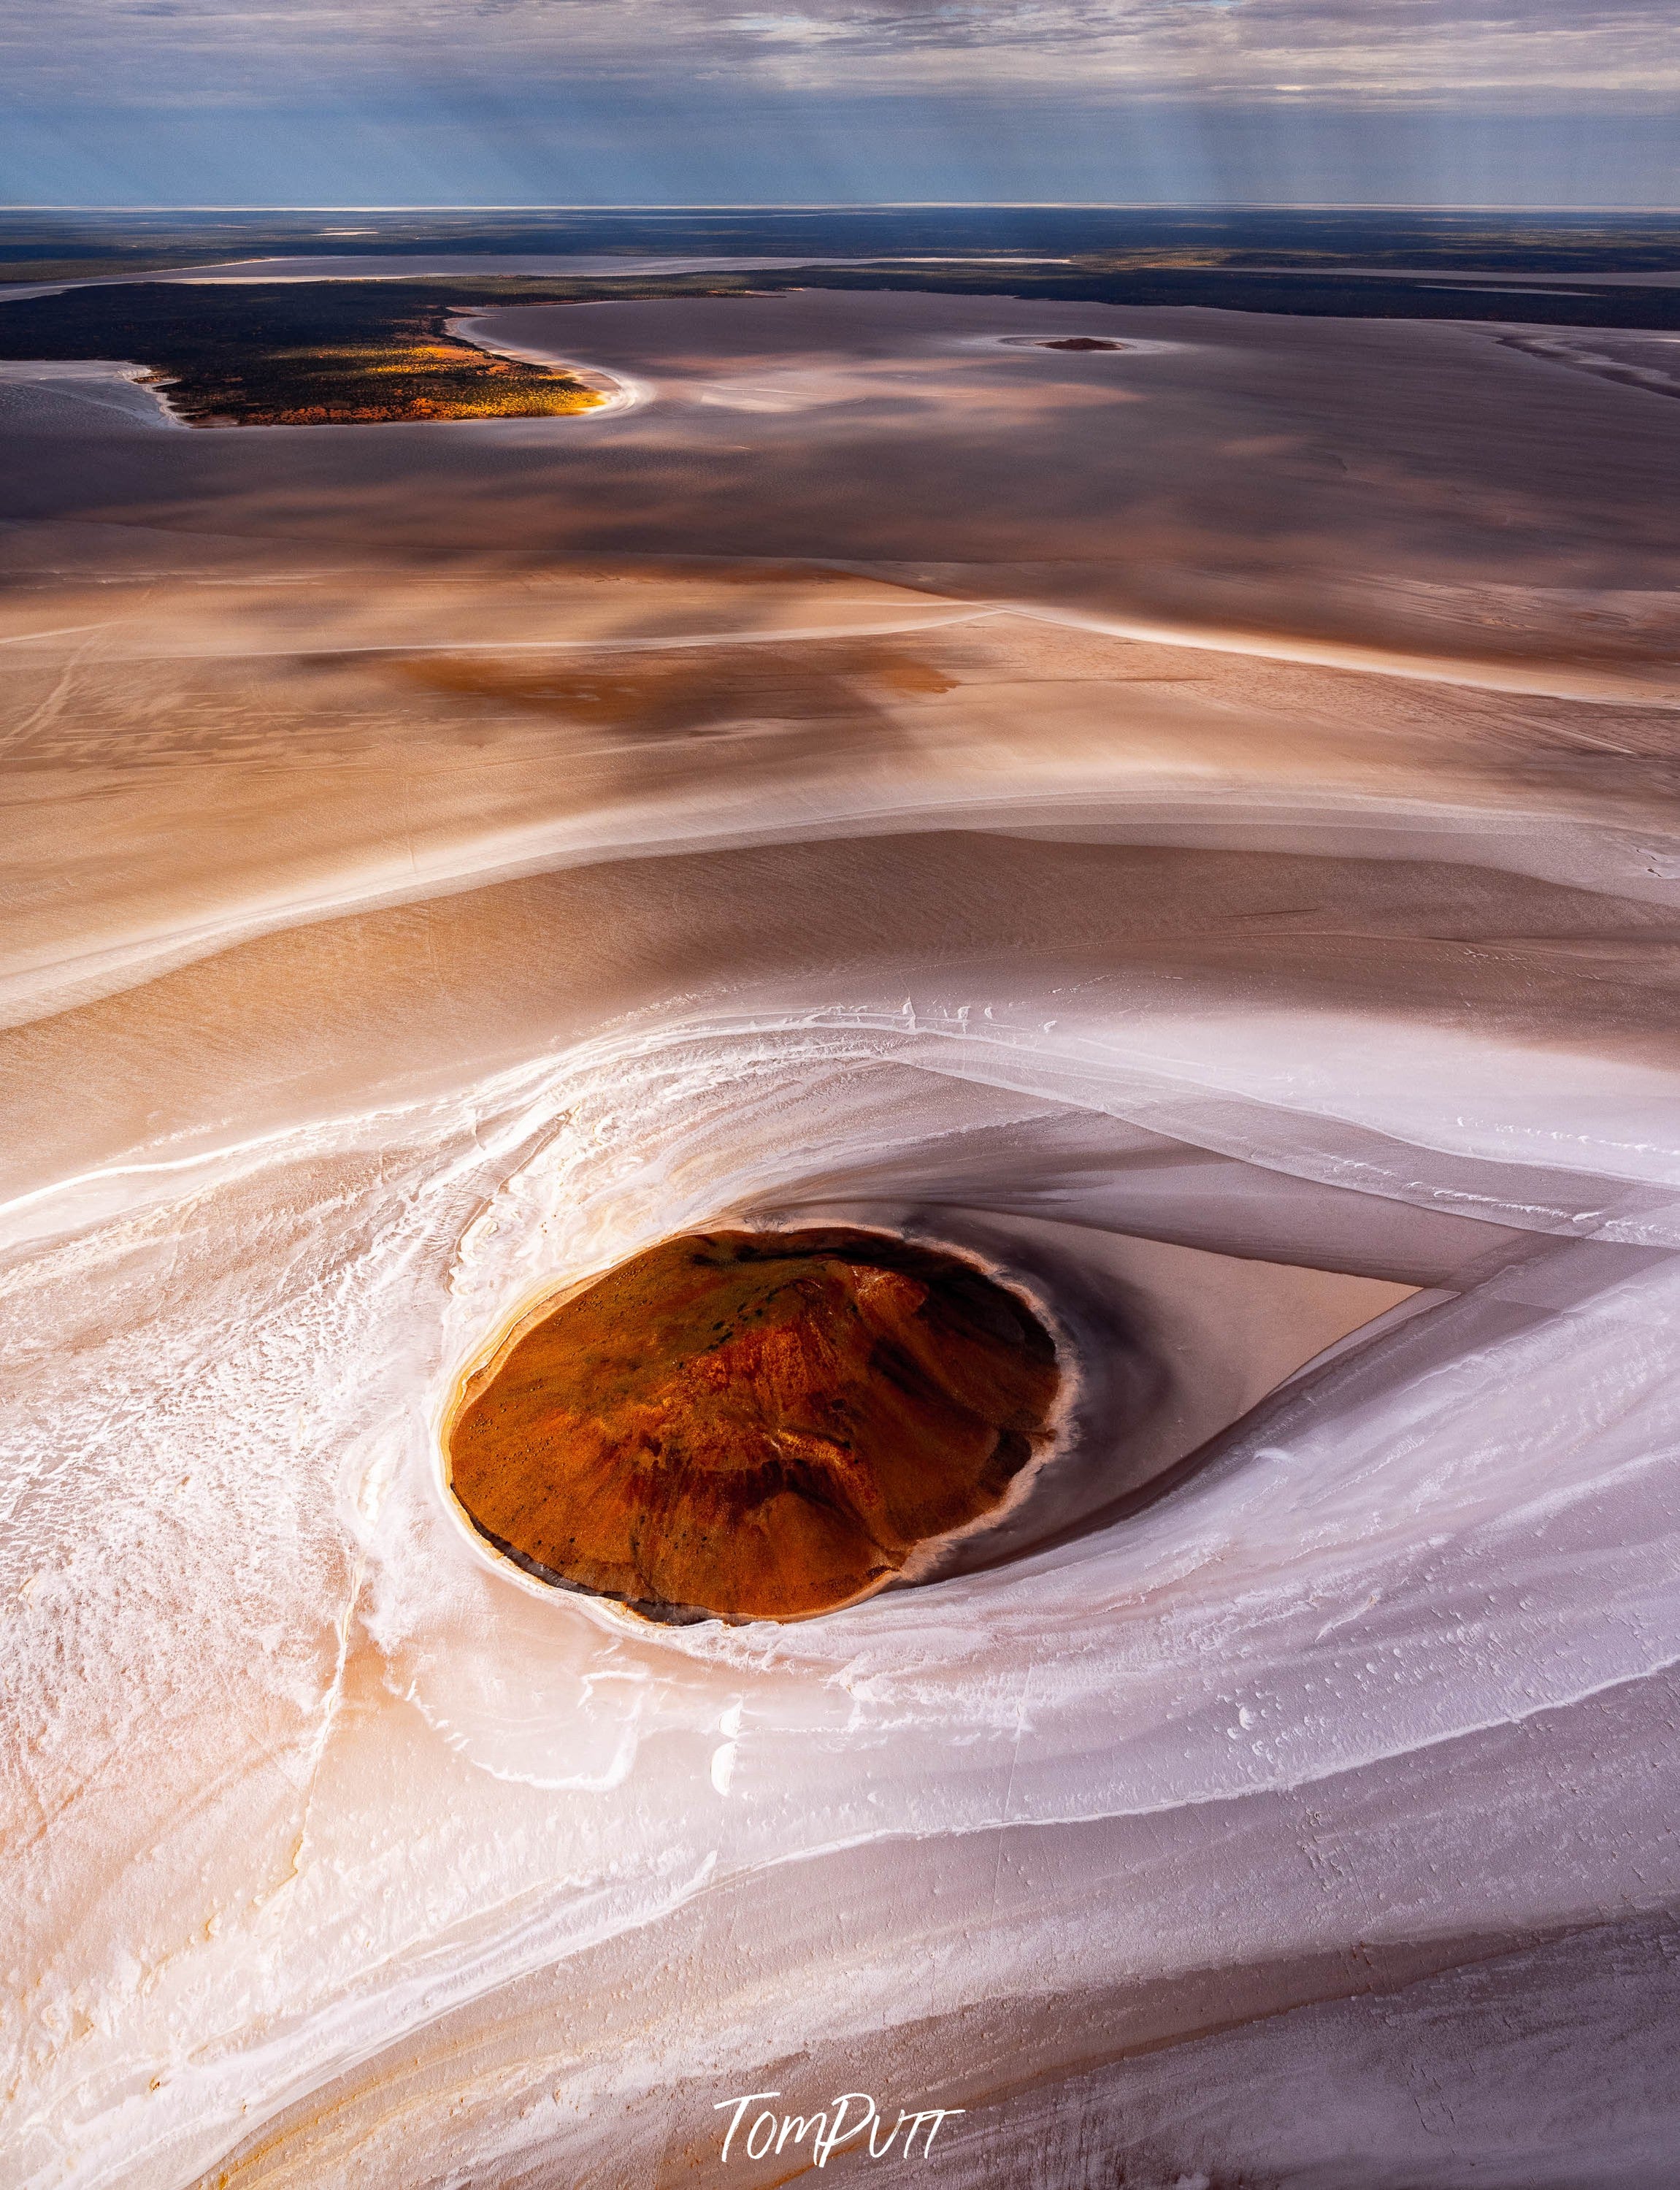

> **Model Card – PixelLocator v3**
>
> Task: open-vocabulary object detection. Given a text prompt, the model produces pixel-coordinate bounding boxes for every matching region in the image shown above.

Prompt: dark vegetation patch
[0,281,603,424]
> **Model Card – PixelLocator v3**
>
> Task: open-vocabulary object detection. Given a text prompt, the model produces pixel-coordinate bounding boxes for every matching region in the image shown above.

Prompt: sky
[3,0,1678,207]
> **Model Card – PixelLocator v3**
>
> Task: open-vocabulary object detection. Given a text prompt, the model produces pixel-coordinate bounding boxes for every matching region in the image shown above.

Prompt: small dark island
[445,1228,1062,1623]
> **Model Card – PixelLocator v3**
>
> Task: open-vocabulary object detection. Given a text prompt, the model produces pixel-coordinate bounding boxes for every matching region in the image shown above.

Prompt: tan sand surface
[4,286,1680,2190]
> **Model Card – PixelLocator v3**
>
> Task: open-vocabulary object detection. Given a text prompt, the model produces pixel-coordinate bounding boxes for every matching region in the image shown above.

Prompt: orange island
[180,334,607,426]
[445,1228,1063,1622]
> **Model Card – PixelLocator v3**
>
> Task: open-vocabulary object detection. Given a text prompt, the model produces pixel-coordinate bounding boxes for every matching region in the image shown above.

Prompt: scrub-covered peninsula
[0,279,604,424]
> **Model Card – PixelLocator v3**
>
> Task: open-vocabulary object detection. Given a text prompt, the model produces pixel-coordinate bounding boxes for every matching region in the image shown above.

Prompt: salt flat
[4,283,1680,2190]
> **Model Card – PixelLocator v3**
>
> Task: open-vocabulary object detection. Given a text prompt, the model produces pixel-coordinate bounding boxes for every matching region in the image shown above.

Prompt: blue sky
[4,0,1677,207]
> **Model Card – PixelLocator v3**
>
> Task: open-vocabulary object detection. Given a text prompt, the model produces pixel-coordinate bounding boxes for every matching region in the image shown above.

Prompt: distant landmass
[3,207,1677,426]
[5,202,1680,283]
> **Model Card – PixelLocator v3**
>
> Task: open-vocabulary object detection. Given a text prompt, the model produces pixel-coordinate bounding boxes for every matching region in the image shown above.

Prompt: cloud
[2,0,1676,108]
[4,0,1677,207]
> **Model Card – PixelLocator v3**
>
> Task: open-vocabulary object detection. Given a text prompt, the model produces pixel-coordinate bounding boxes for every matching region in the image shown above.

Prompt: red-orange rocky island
[446,1228,1062,1622]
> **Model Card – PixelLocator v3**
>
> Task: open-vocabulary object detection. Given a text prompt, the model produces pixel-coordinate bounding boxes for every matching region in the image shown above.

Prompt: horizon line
[5,199,1680,215]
